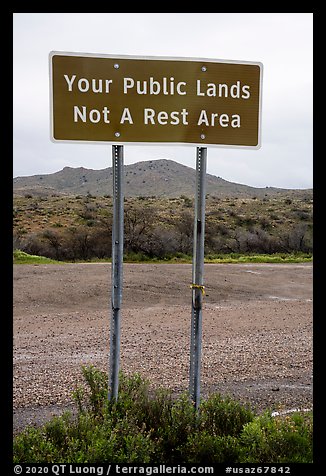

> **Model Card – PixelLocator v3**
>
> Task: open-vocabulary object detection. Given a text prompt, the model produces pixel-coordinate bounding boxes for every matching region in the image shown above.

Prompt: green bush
[240,411,313,463]
[13,249,61,264]
[200,393,254,436]
[13,366,313,463]
[13,426,58,463]
[181,432,241,463]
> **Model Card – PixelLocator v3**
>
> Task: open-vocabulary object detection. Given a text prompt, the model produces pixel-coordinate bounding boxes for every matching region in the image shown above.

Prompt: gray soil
[13,262,313,434]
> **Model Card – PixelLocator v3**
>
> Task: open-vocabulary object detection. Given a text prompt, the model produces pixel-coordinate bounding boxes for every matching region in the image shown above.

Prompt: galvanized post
[109,145,124,401]
[189,146,207,410]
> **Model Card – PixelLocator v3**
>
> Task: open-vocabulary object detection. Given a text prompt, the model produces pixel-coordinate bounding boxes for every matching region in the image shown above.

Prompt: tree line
[14,198,313,261]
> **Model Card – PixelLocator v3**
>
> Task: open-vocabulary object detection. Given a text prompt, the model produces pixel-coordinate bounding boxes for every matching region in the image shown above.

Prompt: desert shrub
[13,366,313,464]
[13,249,60,264]
[14,426,59,463]
[200,393,254,437]
[239,411,313,463]
[180,432,241,463]
[13,192,313,262]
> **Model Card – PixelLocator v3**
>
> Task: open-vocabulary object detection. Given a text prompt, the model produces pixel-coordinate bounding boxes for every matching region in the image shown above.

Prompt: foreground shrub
[240,411,313,463]
[13,365,313,463]
[200,393,254,437]
[180,432,241,463]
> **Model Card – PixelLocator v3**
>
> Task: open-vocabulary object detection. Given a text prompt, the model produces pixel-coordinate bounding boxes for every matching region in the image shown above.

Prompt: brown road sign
[49,52,263,148]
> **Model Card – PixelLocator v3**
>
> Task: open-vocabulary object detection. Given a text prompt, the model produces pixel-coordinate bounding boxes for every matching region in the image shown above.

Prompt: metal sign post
[109,144,124,401]
[49,51,262,405]
[189,146,207,410]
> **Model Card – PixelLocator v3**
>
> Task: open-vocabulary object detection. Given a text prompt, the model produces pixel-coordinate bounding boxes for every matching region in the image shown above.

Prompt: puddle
[268,296,312,302]
[271,407,312,417]
[268,296,296,301]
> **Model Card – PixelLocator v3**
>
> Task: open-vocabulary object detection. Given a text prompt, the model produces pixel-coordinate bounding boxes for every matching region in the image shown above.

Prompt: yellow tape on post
[190,284,206,296]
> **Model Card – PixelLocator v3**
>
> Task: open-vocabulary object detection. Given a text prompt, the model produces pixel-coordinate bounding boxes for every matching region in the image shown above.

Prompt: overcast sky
[13,12,313,189]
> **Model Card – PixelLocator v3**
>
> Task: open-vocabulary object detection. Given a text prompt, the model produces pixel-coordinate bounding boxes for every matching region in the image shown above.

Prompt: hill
[13,159,312,199]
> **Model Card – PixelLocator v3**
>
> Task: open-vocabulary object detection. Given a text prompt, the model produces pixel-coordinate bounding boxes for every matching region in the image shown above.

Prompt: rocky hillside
[13,159,312,199]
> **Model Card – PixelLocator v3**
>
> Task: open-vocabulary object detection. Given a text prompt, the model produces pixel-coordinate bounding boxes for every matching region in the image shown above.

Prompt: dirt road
[13,262,313,433]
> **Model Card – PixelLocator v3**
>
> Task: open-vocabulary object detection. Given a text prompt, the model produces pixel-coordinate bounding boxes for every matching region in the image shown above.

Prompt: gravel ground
[13,262,313,434]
